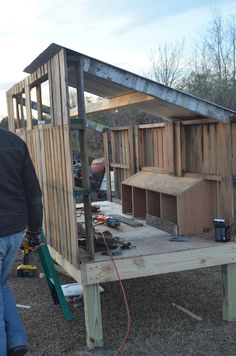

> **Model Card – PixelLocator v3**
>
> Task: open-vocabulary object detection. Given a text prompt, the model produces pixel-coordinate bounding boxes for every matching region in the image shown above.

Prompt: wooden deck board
[75,201,236,285]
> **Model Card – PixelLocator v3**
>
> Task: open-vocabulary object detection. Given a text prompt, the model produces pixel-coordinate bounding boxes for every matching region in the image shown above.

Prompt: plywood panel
[133,187,146,218]
[178,180,214,235]
[161,194,177,224]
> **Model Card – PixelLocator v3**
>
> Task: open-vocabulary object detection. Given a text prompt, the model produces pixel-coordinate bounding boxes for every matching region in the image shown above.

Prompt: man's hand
[24,230,41,248]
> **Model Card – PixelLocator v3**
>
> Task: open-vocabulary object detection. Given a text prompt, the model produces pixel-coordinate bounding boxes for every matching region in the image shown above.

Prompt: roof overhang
[24,43,236,123]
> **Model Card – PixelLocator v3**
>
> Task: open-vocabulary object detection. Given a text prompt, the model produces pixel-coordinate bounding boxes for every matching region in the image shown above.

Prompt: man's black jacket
[0,128,43,237]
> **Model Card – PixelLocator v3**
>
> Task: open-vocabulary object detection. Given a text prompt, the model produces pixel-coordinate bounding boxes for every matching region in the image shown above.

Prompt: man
[0,127,43,356]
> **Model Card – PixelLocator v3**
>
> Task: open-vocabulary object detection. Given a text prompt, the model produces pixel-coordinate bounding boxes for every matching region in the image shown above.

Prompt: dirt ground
[10,252,236,356]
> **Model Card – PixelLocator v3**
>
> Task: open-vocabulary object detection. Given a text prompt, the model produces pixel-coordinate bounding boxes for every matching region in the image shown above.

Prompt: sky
[0,0,235,118]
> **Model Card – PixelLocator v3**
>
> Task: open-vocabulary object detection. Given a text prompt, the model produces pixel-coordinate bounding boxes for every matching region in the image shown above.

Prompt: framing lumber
[85,92,155,114]
[222,263,236,321]
[103,131,112,201]
[142,167,169,174]
[83,284,103,349]
[174,122,182,176]
[181,118,218,125]
[81,243,236,285]
[48,245,82,282]
[76,56,95,258]
[183,172,222,181]
[24,77,32,130]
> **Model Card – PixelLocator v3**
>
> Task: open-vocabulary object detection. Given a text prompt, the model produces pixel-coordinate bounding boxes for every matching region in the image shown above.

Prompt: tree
[147,40,185,87]
[181,11,236,109]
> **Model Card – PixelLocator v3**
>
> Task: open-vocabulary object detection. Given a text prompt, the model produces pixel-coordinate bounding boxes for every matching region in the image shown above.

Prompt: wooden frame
[6,43,236,350]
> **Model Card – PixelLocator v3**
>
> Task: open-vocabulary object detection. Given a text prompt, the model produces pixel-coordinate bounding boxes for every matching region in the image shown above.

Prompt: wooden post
[222,264,236,321]
[15,96,20,129]
[19,94,25,129]
[24,78,33,130]
[83,285,103,349]
[134,125,140,172]
[76,56,95,258]
[103,131,112,201]
[6,94,15,132]
[174,122,183,176]
[36,84,42,121]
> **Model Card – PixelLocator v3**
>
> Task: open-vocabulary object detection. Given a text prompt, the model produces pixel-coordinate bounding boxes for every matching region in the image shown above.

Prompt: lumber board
[134,125,140,172]
[48,245,81,282]
[222,263,236,321]
[83,285,103,349]
[85,91,154,114]
[181,118,218,125]
[142,167,169,174]
[111,214,143,227]
[123,172,202,196]
[103,131,112,201]
[183,172,222,181]
[174,122,182,176]
[59,49,70,125]
[6,94,15,131]
[81,243,236,285]
[76,56,94,258]
[24,77,32,130]
[36,84,42,120]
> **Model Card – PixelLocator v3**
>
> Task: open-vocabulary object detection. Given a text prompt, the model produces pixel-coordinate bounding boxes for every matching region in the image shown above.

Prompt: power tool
[17,234,41,277]
[105,216,121,228]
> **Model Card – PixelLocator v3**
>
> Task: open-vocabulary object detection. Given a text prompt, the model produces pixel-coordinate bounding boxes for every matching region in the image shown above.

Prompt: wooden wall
[109,127,135,199]
[7,49,79,265]
[108,120,235,230]
[18,126,78,266]
[137,123,174,172]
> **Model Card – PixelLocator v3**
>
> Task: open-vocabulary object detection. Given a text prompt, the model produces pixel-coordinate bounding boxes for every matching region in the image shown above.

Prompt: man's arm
[22,144,43,235]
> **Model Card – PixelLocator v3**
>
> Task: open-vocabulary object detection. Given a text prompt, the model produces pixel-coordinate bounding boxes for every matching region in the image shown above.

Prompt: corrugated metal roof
[23,43,236,122]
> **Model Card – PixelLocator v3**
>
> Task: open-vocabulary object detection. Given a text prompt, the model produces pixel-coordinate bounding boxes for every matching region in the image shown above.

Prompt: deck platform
[77,201,236,285]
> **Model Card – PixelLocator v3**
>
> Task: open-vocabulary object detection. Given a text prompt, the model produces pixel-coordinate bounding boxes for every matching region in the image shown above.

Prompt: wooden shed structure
[6,43,236,349]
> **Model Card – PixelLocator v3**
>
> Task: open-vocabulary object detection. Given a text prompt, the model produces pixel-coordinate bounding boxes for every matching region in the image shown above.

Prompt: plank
[36,84,42,120]
[24,77,32,130]
[76,56,94,258]
[103,131,112,201]
[81,243,236,285]
[83,284,103,349]
[222,263,236,321]
[174,122,182,176]
[111,214,143,227]
[6,94,15,131]
[59,49,70,125]
[85,91,154,114]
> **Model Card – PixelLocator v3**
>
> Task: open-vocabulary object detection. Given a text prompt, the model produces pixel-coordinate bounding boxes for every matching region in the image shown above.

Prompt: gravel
[10,252,236,355]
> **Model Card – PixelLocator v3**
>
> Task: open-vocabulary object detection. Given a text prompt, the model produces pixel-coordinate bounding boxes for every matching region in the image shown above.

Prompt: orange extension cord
[100,232,131,355]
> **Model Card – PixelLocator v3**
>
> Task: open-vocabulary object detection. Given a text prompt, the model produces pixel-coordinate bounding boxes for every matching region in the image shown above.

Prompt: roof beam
[85,92,155,114]
[82,55,235,123]
[70,92,155,116]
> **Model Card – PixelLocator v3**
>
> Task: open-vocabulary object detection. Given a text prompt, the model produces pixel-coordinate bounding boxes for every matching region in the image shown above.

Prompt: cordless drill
[17,232,41,277]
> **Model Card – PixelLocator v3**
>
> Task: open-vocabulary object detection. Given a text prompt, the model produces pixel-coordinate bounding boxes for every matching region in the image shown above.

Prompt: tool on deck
[105,216,121,228]
[169,236,190,242]
[92,215,121,228]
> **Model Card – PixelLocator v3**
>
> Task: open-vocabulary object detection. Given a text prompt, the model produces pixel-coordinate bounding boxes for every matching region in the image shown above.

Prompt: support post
[36,84,43,121]
[83,284,103,349]
[103,131,112,201]
[222,264,236,321]
[76,56,95,258]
